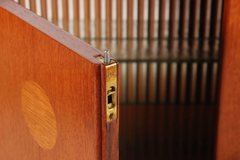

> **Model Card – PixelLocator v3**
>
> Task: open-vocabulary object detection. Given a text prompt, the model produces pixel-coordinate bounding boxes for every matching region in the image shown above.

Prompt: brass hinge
[95,50,118,123]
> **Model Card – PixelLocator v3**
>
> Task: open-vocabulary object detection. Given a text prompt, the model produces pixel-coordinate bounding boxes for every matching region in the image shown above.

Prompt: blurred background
[14,0,224,159]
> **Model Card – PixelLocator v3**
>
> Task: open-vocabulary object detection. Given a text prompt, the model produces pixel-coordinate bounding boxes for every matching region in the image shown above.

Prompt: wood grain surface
[21,81,57,150]
[0,0,119,160]
[216,0,240,159]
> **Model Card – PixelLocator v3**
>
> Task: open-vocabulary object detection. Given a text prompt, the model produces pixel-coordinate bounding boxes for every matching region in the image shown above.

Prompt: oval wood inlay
[21,81,57,149]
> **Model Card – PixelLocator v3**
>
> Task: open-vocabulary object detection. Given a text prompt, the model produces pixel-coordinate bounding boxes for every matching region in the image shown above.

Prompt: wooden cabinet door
[216,0,240,159]
[0,0,119,160]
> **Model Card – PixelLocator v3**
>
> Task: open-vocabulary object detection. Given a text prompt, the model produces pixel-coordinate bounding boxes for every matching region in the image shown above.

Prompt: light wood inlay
[21,81,57,149]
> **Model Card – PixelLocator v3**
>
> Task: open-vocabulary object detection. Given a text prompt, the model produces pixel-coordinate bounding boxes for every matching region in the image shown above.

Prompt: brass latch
[96,50,118,123]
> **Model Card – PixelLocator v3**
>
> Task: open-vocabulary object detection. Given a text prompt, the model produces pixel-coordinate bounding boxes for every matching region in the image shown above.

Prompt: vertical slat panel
[189,63,202,158]
[52,0,58,25]
[127,64,134,102]
[190,63,197,103]
[137,61,146,102]
[185,63,192,103]
[29,0,36,12]
[106,0,112,48]
[138,0,144,39]
[120,62,127,103]
[166,63,177,159]
[165,63,171,102]
[179,0,189,50]
[147,0,156,104]
[63,0,69,31]
[159,0,167,38]
[205,63,213,103]
[137,0,145,103]
[168,0,178,51]
[127,0,133,39]
[180,63,187,103]
[157,0,167,104]
[180,63,192,159]
[19,0,25,6]
[117,0,122,48]
[73,0,80,37]
[84,0,90,43]
[201,63,207,103]
[158,63,167,103]
[175,63,181,103]
[126,2,135,152]
[211,62,218,102]
[148,0,155,40]
[188,0,200,50]
[158,0,167,49]
[199,0,212,51]
[95,0,101,49]
[95,0,101,38]
[147,63,157,102]
[41,0,47,19]
[209,0,223,50]
[169,63,177,103]
[137,63,144,102]
[127,0,134,102]
[119,63,124,103]
[195,63,203,103]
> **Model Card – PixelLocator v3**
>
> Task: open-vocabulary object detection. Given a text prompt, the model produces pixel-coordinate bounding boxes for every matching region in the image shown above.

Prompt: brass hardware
[95,55,105,63]
[105,63,117,122]
[95,52,118,123]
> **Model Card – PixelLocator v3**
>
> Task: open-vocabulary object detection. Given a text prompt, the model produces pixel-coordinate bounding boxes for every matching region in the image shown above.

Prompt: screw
[109,113,114,119]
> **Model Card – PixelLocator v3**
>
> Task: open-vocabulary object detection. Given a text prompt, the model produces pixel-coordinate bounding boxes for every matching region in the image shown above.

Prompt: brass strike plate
[95,55,118,123]
[105,63,117,123]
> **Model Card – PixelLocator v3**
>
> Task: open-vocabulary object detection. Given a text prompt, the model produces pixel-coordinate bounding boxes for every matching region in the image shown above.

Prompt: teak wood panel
[216,0,240,159]
[0,0,119,160]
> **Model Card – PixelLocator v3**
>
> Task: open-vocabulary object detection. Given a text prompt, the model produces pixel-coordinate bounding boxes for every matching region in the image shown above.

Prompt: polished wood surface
[216,0,240,159]
[21,81,57,150]
[0,0,119,159]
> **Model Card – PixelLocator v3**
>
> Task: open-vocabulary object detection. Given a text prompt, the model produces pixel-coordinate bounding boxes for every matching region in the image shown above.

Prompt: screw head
[109,113,114,119]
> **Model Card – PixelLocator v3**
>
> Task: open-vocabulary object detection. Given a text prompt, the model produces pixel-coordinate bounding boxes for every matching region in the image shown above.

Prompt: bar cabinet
[0,0,240,160]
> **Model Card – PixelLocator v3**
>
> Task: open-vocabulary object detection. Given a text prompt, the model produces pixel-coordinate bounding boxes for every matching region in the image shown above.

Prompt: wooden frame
[0,0,119,159]
[216,0,240,159]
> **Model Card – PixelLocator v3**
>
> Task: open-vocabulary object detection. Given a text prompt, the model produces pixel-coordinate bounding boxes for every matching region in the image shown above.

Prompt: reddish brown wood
[52,0,58,25]
[73,0,80,37]
[127,0,133,39]
[95,0,101,49]
[106,0,112,48]
[117,0,122,48]
[62,0,69,31]
[84,0,90,43]
[41,0,47,19]
[29,0,36,13]
[216,0,240,159]
[148,0,155,40]
[0,0,119,159]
